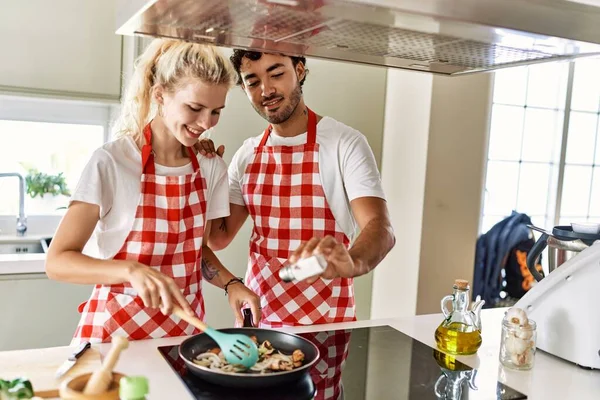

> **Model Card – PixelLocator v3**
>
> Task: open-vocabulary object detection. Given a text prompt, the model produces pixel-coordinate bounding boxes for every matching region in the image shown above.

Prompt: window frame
[0,95,115,233]
[480,61,584,232]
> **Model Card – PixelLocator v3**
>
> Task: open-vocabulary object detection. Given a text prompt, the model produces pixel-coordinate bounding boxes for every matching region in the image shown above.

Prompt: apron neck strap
[188,147,200,171]
[141,123,155,174]
[141,123,200,173]
[258,108,317,147]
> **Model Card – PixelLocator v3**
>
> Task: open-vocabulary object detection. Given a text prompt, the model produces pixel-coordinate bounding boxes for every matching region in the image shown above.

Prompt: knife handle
[70,341,91,360]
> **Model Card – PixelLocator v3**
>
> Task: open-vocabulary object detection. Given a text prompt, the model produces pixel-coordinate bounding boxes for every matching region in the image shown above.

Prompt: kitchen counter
[0,253,46,275]
[2,309,597,399]
[88,308,597,399]
[0,234,51,242]
[0,233,52,275]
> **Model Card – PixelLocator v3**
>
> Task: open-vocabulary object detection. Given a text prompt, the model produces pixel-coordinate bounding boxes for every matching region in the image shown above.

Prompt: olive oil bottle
[434,279,485,355]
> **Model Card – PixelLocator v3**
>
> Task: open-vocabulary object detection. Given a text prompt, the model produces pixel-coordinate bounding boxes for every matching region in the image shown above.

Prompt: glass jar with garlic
[499,307,537,370]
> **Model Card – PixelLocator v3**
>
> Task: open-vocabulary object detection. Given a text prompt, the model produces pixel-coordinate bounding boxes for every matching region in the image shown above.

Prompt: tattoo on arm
[201,256,219,281]
[218,218,227,232]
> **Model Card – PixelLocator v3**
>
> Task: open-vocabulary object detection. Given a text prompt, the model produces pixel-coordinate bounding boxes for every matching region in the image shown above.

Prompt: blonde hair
[114,39,236,139]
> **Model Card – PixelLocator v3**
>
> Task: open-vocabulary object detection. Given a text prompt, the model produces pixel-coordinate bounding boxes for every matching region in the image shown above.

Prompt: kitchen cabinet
[0,0,122,101]
[0,274,93,351]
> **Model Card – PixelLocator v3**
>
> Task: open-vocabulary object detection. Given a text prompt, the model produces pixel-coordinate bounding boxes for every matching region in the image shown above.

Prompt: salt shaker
[279,254,328,282]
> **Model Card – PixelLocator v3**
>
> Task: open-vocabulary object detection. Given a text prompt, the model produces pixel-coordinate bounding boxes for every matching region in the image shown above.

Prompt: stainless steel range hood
[116,0,600,76]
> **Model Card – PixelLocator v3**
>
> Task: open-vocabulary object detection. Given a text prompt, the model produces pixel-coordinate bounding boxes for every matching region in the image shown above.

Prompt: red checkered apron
[299,329,352,400]
[72,123,207,344]
[242,108,355,399]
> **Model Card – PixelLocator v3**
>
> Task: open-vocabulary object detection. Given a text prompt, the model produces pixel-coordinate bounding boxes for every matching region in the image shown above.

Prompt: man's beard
[254,83,302,124]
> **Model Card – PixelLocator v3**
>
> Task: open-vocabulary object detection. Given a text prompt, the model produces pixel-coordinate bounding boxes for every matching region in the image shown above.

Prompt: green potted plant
[25,169,71,213]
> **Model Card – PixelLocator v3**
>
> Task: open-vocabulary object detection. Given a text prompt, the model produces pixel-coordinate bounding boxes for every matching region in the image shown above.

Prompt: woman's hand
[126,263,194,316]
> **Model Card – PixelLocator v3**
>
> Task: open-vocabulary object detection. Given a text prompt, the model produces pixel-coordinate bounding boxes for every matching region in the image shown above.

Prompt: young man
[203,50,395,400]
[207,50,395,328]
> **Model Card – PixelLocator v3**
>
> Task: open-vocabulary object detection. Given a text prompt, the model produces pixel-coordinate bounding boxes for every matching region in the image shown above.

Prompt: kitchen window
[0,95,113,218]
[481,57,600,234]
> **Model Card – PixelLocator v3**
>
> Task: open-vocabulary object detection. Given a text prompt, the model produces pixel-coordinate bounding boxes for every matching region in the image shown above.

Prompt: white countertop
[0,253,46,275]
[85,308,598,400]
[0,233,51,275]
[0,234,51,242]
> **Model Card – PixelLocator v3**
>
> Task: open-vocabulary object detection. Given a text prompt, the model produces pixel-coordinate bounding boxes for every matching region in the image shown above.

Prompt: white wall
[372,70,493,318]
[0,0,122,101]
[416,74,493,314]
[370,69,432,319]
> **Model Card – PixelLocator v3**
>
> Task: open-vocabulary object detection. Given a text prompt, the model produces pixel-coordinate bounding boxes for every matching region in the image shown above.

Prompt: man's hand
[226,282,262,326]
[194,138,225,158]
[288,236,356,284]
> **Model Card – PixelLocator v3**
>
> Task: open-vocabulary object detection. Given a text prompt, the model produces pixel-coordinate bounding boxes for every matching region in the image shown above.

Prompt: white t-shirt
[229,116,386,240]
[71,136,230,259]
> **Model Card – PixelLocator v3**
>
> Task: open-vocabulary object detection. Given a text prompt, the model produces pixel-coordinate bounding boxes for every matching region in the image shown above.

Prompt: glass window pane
[516,163,551,216]
[528,215,548,229]
[566,112,597,165]
[521,108,563,163]
[488,105,524,161]
[484,161,520,215]
[588,167,600,217]
[571,57,600,112]
[526,61,568,109]
[537,216,555,231]
[0,120,103,216]
[560,216,588,225]
[560,165,593,217]
[481,215,504,234]
[493,67,527,106]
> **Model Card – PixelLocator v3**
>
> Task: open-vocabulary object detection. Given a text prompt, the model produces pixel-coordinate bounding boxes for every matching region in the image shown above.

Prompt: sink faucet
[0,172,27,236]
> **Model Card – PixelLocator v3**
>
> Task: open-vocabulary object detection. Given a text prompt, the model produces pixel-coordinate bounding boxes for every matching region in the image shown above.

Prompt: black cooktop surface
[157,326,527,400]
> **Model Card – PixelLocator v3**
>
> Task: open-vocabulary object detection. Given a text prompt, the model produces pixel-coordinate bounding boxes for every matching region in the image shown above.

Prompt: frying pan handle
[172,305,209,332]
[527,233,547,282]
[243,308,255,327]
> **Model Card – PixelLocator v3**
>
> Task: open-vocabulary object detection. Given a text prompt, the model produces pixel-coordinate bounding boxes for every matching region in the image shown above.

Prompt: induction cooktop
[157,325,527,400]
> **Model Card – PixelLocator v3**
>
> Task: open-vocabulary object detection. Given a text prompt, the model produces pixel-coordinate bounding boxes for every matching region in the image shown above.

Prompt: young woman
[46,39,261,344]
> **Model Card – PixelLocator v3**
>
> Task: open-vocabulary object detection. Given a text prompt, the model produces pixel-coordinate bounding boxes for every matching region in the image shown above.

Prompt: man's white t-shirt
[71,136,230,259]
[228,116,386,241]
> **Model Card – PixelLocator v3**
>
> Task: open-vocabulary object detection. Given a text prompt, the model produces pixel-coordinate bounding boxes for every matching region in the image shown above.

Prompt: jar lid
[119,376,149,399]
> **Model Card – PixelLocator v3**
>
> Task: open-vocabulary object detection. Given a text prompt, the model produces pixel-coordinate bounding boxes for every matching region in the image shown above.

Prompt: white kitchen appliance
[514,237,600,369]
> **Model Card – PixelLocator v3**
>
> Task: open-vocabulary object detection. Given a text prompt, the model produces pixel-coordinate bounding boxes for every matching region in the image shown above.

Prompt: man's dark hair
[230,50,307,86]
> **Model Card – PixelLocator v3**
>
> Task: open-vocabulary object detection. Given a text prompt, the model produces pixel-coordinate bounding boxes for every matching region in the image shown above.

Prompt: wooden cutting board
[0,345,102,398]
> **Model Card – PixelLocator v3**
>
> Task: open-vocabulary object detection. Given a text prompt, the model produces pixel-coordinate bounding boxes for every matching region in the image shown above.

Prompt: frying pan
[178,322,320,388]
